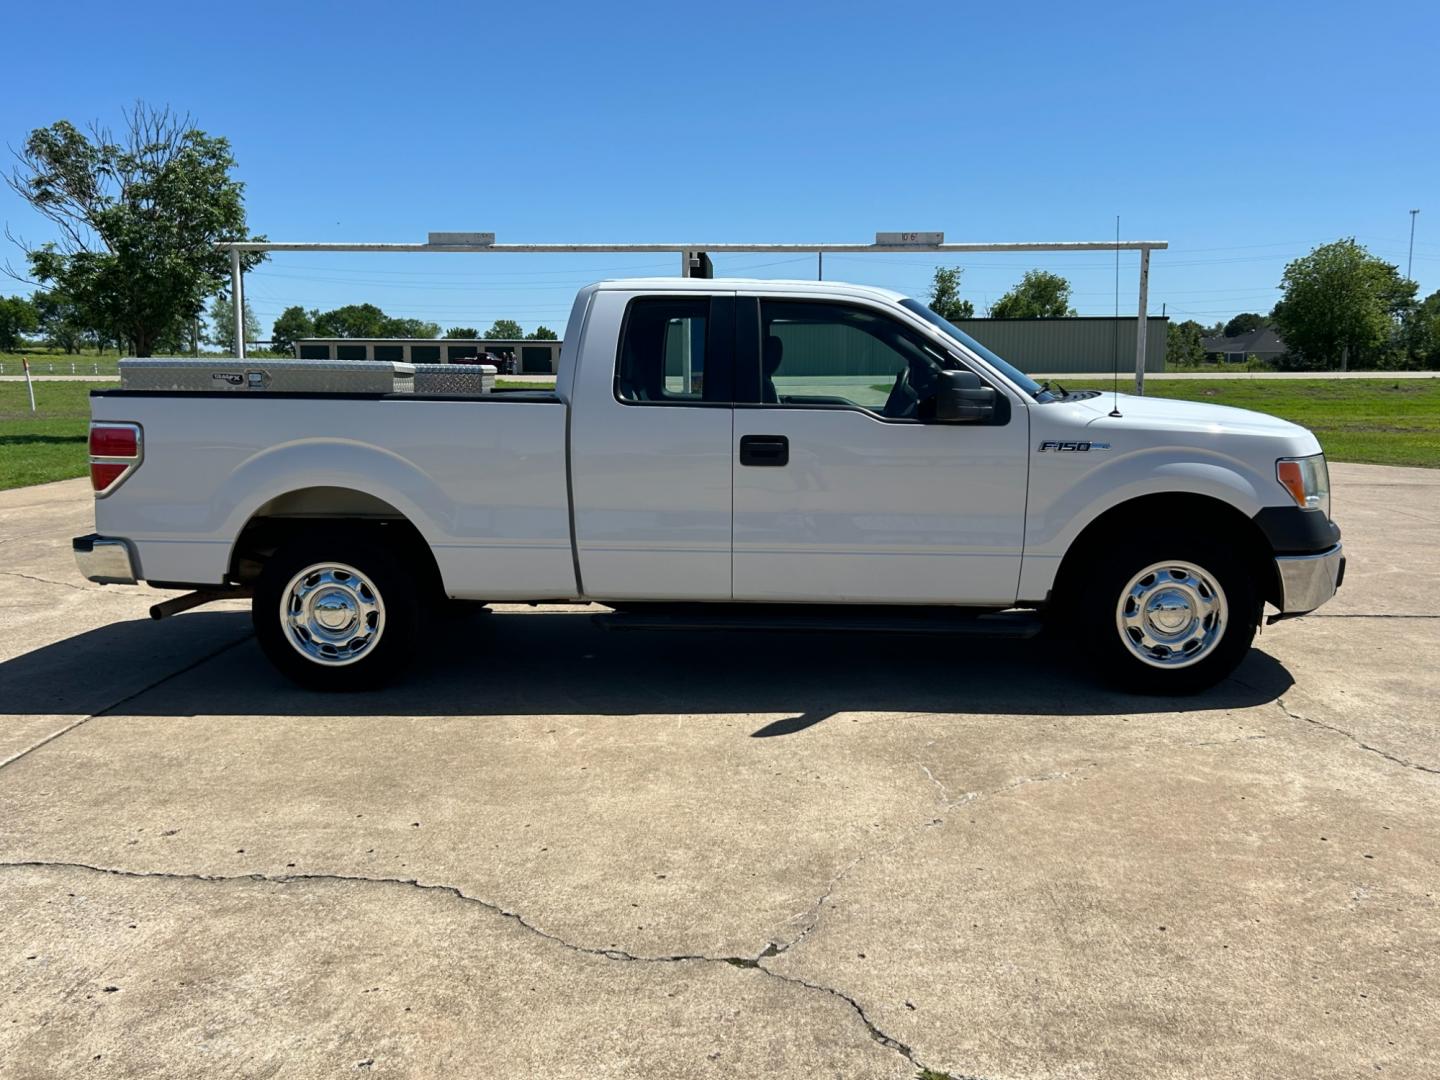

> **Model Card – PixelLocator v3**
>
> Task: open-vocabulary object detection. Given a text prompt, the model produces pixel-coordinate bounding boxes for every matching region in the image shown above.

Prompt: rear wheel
[253,534,420,690]
[1075,531,1259,694]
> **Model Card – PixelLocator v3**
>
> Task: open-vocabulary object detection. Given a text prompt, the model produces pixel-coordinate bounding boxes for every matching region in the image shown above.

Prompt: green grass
[0,380,97,490]
[1065,377,1440,468]
[4,377,1436,493]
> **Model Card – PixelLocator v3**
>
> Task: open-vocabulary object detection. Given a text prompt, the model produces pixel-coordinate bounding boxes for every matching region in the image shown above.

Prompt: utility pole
[1408,209,1420,281]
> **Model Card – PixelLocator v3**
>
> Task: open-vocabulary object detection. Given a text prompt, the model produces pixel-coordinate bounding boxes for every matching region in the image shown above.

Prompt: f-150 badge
[1038,441,1111,452]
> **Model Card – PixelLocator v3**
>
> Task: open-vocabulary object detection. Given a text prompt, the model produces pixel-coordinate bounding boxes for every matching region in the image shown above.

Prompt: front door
[731,297,1029,605]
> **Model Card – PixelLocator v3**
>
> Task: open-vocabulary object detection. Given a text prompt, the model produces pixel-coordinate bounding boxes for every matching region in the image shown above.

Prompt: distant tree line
[268,305,558,352]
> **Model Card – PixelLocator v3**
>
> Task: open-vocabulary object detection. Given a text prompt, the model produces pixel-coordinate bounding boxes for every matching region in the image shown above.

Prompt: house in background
[1201,326,1287,365]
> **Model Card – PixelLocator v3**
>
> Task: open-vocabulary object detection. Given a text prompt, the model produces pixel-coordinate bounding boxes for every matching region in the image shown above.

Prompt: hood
[1066,392,1309,440]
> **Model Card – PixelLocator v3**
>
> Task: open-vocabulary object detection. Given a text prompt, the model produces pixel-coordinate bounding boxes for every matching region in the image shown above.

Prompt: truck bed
[89,389,578,600]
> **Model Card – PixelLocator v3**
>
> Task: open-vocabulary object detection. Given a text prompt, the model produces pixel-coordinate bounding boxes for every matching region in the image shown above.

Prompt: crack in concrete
[0,570,94,592]
[0,858,972,1079]
[1275,697,1439,776]
[1308,613,1440,620]
[0,635,254,774]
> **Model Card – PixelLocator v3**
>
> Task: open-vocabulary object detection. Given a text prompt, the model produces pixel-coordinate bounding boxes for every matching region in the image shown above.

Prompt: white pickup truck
[74,278,1343,693]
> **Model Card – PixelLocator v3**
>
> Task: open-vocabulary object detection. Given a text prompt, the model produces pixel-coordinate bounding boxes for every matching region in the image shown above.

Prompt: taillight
[89,422,142,496]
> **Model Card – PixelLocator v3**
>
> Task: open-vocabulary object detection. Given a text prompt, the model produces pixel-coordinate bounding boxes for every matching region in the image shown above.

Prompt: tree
[0,295,40,351]
[485,319,523,340]
[527,325,559,340]
[1166,319,1207,367]
[32,290,91,353]
[1270,239,1416,370]
[927,267,974,321]
[1222,312,1267,337]
[989,270,1075,318]
[6,104,264,356]
[314,303,390,338]
[445,326,479,339]
[271,306,317,353]
[1400,290,1440,369]
[381,317,441,339]
[206,293,261,353]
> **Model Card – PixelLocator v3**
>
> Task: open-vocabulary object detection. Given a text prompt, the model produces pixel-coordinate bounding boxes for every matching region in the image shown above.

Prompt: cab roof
[590,277,912,304]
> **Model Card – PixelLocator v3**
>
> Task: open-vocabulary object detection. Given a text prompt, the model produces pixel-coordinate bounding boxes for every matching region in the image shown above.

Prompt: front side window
[616,297,718,403]
[758,300,946,419]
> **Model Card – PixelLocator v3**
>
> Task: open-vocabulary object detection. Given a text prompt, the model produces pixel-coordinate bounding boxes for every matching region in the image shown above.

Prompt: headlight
[1277,454,1330,518]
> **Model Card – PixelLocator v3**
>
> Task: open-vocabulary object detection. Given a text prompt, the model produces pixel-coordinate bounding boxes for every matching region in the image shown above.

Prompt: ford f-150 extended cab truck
[73,278,1344,693]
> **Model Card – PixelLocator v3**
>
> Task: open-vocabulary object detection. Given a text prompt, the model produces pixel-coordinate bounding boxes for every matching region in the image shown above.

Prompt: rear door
[568,290,736,600]
[731,296,1029,605]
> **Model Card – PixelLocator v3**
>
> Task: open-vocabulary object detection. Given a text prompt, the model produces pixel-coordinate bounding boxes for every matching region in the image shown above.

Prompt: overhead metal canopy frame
[219,233,1167,393]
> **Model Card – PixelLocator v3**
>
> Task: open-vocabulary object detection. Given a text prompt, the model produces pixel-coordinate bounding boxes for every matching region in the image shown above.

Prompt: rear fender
[216,440,452,564]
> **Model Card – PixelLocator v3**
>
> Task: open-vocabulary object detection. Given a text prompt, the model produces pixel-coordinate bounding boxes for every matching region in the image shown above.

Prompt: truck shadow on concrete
[0,608,1295,734]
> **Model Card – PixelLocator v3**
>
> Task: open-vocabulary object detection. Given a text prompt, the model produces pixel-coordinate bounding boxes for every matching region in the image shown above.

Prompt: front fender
[1027,448,1268,557]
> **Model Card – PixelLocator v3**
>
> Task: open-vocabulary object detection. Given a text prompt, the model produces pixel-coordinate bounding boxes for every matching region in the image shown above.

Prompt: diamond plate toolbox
[412,364,495,396]
[119,359,416,394]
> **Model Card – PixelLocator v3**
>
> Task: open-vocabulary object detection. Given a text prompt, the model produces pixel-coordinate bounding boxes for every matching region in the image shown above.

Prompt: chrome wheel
[1115,560,1227,669]
[280,562,386,666]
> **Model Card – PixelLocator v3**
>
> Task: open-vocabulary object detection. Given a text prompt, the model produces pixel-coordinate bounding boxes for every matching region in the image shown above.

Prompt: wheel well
[1051,493,1280,610]
[228,487,446,601]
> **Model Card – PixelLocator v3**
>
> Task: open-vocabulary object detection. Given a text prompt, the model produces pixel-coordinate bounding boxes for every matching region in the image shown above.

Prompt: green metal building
[955,317,1168,375]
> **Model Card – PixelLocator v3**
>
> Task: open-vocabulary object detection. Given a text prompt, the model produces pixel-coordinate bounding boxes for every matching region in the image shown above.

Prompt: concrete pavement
[0,466,1436,1078]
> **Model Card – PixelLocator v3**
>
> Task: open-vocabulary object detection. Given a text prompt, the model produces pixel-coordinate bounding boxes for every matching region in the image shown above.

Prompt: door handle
[739,434,789,467]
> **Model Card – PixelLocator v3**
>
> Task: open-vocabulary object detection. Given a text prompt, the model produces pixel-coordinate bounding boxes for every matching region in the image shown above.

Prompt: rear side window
[616,296,732,404]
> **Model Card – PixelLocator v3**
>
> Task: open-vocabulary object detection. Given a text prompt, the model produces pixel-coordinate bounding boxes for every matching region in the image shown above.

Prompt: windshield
[899,298,1051,400]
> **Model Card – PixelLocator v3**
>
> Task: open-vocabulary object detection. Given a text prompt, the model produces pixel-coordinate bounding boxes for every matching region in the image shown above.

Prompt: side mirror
[933,369,997,423]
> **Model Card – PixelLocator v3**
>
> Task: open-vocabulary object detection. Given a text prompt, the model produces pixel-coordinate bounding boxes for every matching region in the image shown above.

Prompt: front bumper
[1272,543,1344,620]
[73,534,139,585]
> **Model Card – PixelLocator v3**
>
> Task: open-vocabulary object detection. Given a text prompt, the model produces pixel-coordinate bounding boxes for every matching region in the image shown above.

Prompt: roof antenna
[1109,214,1123,417]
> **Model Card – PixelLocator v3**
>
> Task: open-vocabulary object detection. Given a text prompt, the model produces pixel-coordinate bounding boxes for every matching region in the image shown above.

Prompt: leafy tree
[485,319,524,340]
[445,326,479,339]
[206,293,261,353]
[927,266,974,321]
[526,325,559,340]
[314,303,389,338]
[0,295,40,351]
[989,270,1076,318]
[1222,312,1267,337]
[5,104,264,356]
[1166,319,1207,367]
[1400,290,1440,369]
[381,317,441,338]
[33,290,90,353]
[271,306,317,353]
[1270,239,1416,370]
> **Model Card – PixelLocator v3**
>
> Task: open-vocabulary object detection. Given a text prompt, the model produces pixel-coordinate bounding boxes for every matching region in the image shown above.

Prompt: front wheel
[1075,532,1259,694]
[252,534,420,690]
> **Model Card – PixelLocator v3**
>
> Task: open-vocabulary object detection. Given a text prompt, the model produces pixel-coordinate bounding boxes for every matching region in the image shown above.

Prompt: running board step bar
[592,605,1043,638]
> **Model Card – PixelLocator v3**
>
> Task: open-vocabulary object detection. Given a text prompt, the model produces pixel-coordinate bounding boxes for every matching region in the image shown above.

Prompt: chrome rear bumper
[1273,543,1344,619]
[73,534,139,585]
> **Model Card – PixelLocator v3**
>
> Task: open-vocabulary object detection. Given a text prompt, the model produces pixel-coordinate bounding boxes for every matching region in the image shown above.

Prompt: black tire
[1074,529,1259,695]
[252,532,420,690]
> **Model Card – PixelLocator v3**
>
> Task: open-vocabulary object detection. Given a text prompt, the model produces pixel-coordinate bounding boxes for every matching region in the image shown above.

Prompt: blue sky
[4,0,1437,338]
